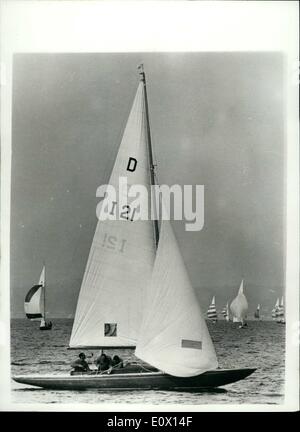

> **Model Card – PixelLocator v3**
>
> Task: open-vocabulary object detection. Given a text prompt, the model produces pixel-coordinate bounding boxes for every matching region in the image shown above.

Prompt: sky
[10,52,285,318]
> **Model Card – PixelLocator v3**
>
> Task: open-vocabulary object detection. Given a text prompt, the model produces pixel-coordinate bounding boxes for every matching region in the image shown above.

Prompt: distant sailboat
[222,303,230,321]
[207,296,218,323]
[254,304,260,320]
[272,298,279,320]
[14,66,256,390]
[24,265,52,330]
[230,280,248,328]
[276,296,285,324]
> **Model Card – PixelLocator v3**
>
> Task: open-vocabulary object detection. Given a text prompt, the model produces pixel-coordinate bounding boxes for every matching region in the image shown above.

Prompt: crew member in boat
[111,355,124,369]
[95,352,112,373]
[70,352,91,373]
[95,352,124,373]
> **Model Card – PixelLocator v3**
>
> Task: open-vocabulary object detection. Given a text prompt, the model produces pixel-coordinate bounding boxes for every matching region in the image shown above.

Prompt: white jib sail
[230,279,248,321]
[135,217,218,377]
[70,82,156,348]
[24,266,45,321]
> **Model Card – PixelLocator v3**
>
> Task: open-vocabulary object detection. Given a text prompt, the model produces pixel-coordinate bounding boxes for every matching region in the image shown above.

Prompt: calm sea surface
[11,319,285,405]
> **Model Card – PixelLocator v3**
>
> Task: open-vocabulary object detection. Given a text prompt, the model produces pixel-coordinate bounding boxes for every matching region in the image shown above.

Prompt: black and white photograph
[0,1,298,412]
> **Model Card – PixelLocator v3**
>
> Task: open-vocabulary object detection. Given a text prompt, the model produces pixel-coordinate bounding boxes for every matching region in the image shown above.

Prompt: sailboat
[14,66,255,390]
[222,303,230,321]
[276,296,285,324]
[230,280,248,328]
[272,298,279,320]
[254,304,260,320]
[207,296,218,323]
[24,265,52,330]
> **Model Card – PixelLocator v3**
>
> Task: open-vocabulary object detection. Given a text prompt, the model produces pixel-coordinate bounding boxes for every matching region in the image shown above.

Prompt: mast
[43,263,46,321]
[138,64,159,247]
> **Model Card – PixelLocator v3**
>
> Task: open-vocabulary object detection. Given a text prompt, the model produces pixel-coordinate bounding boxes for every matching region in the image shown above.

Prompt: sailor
[111,355,124,369]
[70,352,90,373]
[95,352,113,373]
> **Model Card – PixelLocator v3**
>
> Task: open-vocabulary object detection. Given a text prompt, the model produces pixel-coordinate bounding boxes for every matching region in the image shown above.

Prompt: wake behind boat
[14,66,256,391]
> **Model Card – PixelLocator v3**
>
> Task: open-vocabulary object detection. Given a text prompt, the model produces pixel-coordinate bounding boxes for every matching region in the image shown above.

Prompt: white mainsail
[135,216,218,377]
[230,280,248,323]
[24,266,45,321]
[207,296,218,321]
[70,80,156,348]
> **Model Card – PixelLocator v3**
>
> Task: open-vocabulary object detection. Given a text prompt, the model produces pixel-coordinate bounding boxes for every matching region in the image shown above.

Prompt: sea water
[10,319,285,405]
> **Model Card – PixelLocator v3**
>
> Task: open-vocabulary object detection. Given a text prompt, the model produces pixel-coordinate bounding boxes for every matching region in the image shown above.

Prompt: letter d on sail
[127,157,137,172]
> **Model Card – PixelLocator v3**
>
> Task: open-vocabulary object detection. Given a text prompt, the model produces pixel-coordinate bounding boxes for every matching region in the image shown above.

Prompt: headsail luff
[24,266,45,321]
[207,296,218,321]
[230,279,248,322]
[69,79,156,348]
[135,214,218,378]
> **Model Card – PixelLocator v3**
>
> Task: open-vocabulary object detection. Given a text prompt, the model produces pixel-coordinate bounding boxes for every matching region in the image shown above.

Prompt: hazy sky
[11,52,284,317]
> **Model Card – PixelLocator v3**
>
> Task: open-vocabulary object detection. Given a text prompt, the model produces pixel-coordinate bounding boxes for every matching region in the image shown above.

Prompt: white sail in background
[135,216,218,377]
[24,266,45,321]
[254,304,260,319]
[272,298,279,320]
[70,81,156,348]
[230,280,248,323]
[222,302,230,321]
[225,302,230,321]
[207,296,218,321]
[276,296,285,323]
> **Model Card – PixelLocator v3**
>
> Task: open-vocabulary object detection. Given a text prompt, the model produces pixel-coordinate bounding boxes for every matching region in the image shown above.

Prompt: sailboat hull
[39,323,52,331]
[13,368,256,391]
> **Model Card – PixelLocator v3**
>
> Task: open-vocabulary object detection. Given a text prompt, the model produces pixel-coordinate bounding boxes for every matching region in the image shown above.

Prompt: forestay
[135,216,218,377]
[70,82,156,348]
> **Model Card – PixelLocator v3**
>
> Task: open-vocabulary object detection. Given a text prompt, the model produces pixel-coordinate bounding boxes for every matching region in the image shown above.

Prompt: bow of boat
[198,367,256,387]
